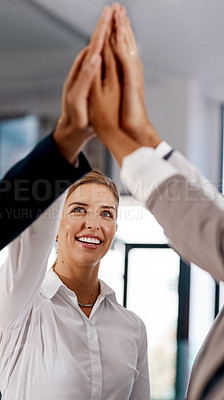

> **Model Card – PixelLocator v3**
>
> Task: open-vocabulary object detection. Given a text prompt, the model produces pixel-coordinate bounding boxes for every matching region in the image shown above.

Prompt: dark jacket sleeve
[0,133,91,250]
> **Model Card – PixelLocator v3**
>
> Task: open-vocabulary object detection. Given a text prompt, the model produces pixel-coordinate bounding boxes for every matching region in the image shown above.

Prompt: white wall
[145,74,189,154]
[145,74,222,182]
[185,79,222,183]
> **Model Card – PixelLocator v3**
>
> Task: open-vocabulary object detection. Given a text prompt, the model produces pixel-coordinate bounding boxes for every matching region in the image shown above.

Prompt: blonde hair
[67,169,119,212]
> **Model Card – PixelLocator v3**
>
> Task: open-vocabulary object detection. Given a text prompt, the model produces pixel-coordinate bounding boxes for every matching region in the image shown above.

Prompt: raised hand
[53,6,113,164]
[89,36,139,166]
[111,3,161,149]
[89,37,121,135]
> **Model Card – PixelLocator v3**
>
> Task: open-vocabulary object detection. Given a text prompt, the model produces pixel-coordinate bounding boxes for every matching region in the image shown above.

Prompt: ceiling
[1,0,224,117]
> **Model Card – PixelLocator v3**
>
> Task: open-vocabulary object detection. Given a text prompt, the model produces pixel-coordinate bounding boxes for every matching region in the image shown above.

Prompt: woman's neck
[53,257,100,306]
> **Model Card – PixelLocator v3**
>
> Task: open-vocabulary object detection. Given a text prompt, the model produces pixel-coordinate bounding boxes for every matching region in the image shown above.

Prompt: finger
[113,9,127,47]
[63,54,102,130]
[103,38,118,86]
[124,16,138,53]
[110,14,126,56]
[112,11,138,62]
[107,9,114,39]
[74,54,102,103]
[112,2,125,14]
[89,58,103,124]
[110,15,143,88]
[115,10,136,54]
[90,56,103,96]
[88,6,113,58]
[61,47,89,118]
[112,2,120,12]
[120,5,126,15]
[64,47,89,92]
[114,8,122,30]
[60,47,89,123]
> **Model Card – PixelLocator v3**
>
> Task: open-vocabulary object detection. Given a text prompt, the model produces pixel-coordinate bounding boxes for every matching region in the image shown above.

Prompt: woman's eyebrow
[67,202,116,211]
[100,205,116,211]
[67,201,89,208]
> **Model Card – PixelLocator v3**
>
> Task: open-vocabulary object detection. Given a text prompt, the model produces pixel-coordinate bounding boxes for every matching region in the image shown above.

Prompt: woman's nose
[85,214,100,230]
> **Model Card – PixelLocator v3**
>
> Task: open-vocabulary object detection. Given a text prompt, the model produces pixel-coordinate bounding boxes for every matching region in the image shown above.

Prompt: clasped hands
[54,3,161,166]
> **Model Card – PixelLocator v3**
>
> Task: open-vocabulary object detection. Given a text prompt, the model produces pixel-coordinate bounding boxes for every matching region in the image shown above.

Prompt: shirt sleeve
[120,146,224,282]
[154,141,173,159]
[130,319,150,400]
[0,132,91,250]
[0,192,66,332]
[155,141,224,209]
[120,146,178,204]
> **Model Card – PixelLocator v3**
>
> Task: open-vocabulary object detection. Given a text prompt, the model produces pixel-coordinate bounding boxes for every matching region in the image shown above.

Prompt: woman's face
[57,183,117,268]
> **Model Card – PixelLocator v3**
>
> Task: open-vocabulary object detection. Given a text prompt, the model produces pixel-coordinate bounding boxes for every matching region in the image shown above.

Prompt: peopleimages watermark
[124,177,224,204]
[1,177,224,206]
[0,179,72,201]
[0,207,63,220]
[0,207,145,222]
[117,207,143,221]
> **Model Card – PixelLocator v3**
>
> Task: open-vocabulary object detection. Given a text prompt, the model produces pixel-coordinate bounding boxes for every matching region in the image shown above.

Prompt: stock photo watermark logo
[1,177,224,222]
[0,179,73,201]
[125,177,224,204]
[117,207,143,221]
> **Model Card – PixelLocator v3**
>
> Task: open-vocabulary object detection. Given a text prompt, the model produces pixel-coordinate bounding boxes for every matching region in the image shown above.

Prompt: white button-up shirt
[0,195,150,400]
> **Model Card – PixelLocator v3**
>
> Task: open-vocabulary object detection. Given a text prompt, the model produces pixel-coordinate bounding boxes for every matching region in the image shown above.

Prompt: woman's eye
[101,210,113,218]
[72,207,85,213]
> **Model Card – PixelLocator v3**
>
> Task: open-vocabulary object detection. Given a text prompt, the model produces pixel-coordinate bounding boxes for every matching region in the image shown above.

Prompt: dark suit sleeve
[0,132,91,250]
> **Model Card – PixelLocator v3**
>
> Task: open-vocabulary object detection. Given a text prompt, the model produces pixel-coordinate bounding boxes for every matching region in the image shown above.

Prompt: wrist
[142,122,162,149]
[53,122,79,164]
[95,124,118,136]
[97,126,140,166]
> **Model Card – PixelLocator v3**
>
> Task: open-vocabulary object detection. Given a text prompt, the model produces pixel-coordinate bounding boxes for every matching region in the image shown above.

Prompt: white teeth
[77,237,101,244]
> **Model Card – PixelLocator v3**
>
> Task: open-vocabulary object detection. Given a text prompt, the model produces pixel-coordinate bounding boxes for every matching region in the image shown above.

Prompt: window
[0,115,39,177]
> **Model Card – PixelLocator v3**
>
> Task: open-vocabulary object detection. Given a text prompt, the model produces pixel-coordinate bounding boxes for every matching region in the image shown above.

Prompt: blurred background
[1,0,224,399]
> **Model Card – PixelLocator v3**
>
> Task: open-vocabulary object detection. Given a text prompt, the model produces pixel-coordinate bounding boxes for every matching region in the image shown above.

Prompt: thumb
[74,53,102,101]
[103,37,118,87]
[91,55,103,95]
[89,56,103,123]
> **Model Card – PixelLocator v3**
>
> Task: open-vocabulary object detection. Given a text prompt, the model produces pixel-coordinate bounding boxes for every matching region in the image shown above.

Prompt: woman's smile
[75,234,103,249]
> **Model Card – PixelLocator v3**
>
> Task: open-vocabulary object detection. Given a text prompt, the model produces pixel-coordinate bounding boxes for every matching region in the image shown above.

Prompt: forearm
[53,121,84,165]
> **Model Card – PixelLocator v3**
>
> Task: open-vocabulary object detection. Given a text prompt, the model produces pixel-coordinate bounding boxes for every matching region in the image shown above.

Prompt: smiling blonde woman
[0,170,150,400]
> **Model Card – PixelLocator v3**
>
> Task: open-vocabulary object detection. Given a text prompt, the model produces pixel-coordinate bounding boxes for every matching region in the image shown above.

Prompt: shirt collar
[41,269,115,300]
[41,268,64,299]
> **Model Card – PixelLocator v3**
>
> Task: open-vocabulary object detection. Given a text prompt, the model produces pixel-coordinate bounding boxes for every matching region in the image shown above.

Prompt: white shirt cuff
[154,141,173,158]
[120,147,179,204]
